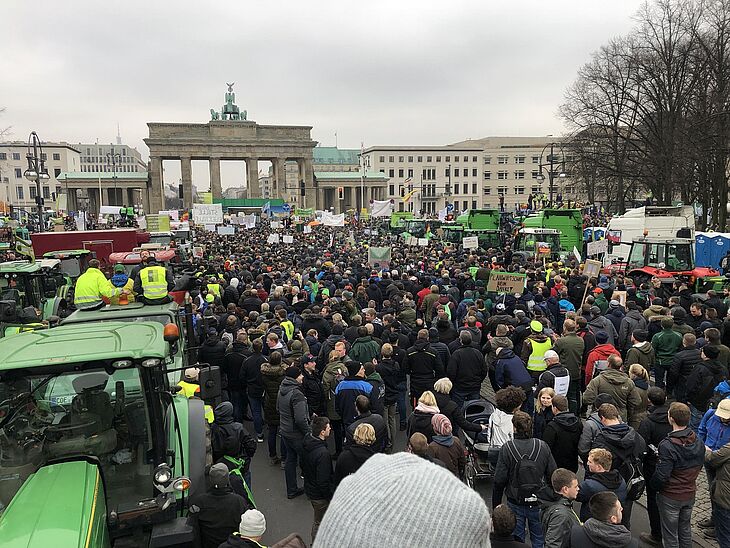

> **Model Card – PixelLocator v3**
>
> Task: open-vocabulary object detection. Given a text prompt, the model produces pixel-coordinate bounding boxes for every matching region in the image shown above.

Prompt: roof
[632,237,693,244]
[313,147,360,165]
[314,170,388,181]
[57,171,148,181]
[36,258,61,269]
[0,141,81,153]
[0,321,168,370]
[42,249,92,258]
[108,249,176,263]
[0,261,41,273]
[62,301,179,325]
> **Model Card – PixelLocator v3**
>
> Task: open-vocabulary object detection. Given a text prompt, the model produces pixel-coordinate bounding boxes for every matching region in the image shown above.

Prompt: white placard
[136,216,146,230]
[463,236,479,249]
[407,237,418,246]
[587,238,609,256]
[573,246,582,263]
[158,209,179,221]
[217,225,235,235]
[583,259,603,279]
[418,238,429,246]
[267,234,280,244]
[99,205,122,215]
[193,203,223,224]
[193,247,204,258]
[270,221,281,229]
[204,224,216,232]
[303,225,312,234]
[322,211,345,226]
[283,235,294,244]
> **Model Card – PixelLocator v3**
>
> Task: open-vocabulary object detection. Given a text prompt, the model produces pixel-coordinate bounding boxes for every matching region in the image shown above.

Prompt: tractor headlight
[154,463,172,485]
[172,477,191,491]
[142,358,161,368]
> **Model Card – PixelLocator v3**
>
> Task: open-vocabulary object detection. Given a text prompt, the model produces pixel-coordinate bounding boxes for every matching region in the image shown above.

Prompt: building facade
[0,141,81,210]
[76,143,146,174]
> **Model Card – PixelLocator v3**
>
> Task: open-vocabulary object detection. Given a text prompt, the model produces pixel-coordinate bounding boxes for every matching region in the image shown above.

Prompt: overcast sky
[1,0,644,189]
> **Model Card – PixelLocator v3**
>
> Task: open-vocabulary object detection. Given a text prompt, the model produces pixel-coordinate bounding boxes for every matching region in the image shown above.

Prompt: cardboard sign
[583,259,603,279]
[217,225,235,236]
[537,242,552,256]
[368,247,392,267]
[204,224,216,232]
[486,272,527,294]
[587,238,609,256]
[270,221,281,229]
[573,246,582,263]
[193,203,223,224]
[303,225,312,234]
[463,236,479,249]
[418,238,429,247]
[282,235,294,244]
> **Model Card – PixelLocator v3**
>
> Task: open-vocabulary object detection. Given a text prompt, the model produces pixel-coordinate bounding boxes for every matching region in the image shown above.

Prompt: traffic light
[300,180,306,197]
[445,183,451,195]
[337,187,344,200]
[178,184,184,199]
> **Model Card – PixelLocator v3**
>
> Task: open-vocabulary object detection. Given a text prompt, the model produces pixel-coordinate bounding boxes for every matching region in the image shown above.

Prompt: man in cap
[218,509,269,548]
[696,398,730,536]
[521,320,553,382]
[300,353,325,417]
[536,350,570,397]
[277,366,311,499]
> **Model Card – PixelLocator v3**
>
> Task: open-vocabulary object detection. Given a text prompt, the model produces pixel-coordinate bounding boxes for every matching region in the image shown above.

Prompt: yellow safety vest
[527,338,553,372]
[140,265,168,300]
[207,283,221,298]
[177,380,214,423]
[74,268,120,304]
[281,320,294,341]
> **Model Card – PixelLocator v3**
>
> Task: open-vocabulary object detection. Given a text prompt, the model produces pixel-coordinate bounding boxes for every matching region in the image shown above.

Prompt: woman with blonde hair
[333,423,376,487]
[406,391,440,443]
[628,363,650,429]
[533,387,556,439]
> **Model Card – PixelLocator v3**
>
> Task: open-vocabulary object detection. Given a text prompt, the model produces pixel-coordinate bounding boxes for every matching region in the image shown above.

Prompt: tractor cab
[402,219,440,239]
[513,228,563,262]
[108,249,177,276]
[42,249,93,283]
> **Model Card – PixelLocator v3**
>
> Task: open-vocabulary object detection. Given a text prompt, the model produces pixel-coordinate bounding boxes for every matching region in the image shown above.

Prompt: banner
[270,221,281,229]
[266,234,280,244]
[537,242,552,256]
[217,225,235,236]
[587,238,609,256]
[322,211,345,226]
[487,272,527,294]
[145,214,171,233]
[241,214,256,229]
[193,203,223,224]
[370,200,393,218]
[572,246,582,263]
[294,208,314,218]
[159,209,179,221]
[438,207,447,221]
[100,205,123,215]
[463,236,479,249]
[368,246,392,267]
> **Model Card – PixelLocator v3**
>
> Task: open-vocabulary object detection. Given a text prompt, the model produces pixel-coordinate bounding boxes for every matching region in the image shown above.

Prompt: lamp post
[535,142,567,207]
[106,149,121,206]
[24,131,50,232]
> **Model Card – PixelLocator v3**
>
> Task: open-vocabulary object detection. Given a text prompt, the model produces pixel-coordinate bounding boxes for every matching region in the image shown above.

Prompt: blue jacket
[577,470,627,521]
[334,377,375,427]
[699,409,730,450]
[495,348,532,389]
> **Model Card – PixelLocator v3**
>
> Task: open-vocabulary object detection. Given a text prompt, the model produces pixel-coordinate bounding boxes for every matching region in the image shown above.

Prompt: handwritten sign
[583,259,603,279]
[587,238,609,256]
[486,272,527,294]
[463,236,479,249]
[193,203,223,224]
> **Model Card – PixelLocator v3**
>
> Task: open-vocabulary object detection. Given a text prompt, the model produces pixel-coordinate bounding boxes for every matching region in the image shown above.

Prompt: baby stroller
[462,399,497,488]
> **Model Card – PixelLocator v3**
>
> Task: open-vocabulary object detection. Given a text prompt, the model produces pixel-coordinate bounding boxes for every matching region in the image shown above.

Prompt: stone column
[303,157,314,194]
[180,156,193,210]
[275,157,287,199]
[148,156,163,213]
[209,157,222,200]
[247,158,260,199]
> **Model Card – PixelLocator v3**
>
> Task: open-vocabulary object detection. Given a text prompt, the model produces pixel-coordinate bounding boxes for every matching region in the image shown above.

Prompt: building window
[379,156,385,162]
[515,155,525,164]
[41,153,47,161]
[454,183,460,194]
[532,155,540,163]
[417,156,423,162]
[54,168,61,178]
[472,200,477,209]
[397,156,403,162]
[484,156,491,164]
[472,168,477,177]
[0,153,5,160]
[408,168,413,178]
[14,168,22,179]
[53,153,60,161]
[515,186,525,195]
[454,168,460,177]
[389,184,395,195]
[454,156,460,162]
[462,200,468,211]
[497,186,508,196]
[16,186,24,200]
[389,156,394,162]
[389,168,395,177]
[122,149,127,156]
[515,170,525,179]
[398,168,404,177]
[436,156,441,162]
[497,171,508,180]
[12,153,20,160]
[86,148,90,155]
[484,187,491,195]
[472,183,477,194]
[498,155,508,164]
[408,156,413,162]
[42,187,50,199]
[30,186,37,199]
[472,156,478,162]
[532,170,539,179]
[484,171,491,180]
[445,156,451,162]
[532,185,541,193]
[427,156,432,162]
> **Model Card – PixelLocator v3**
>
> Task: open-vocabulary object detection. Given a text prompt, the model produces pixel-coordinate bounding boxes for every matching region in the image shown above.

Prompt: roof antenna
[116,123,122,145]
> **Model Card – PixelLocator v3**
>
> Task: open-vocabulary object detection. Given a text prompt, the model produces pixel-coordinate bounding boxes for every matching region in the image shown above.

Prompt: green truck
[455,209,501,230]
[512,228,564,262]
[520,208,583,252]
[389,211,414,234]
[441,224,502,249]
[0,320,216,547]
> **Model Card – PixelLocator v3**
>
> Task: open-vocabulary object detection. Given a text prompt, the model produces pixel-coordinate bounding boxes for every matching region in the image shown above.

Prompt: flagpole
[360,141,365,219]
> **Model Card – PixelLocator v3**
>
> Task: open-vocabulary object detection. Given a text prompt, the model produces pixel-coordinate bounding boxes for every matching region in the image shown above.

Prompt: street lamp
[24,131,50,232]
[106,149,121,206]
[536,142,567,206]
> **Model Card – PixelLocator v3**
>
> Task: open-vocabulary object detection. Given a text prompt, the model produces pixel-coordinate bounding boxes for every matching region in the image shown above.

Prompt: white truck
[604,205,694,265]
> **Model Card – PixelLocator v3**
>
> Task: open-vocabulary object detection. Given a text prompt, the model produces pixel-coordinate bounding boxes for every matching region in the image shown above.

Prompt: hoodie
[585,343,619,382]
[592,422,646,470]
[542,412,583,472]
[495,348,533,389]
[650,427,704,500]
[624,342,654,373]
[577,470,627,521]
[570,519,638,548]
[618,309,647,351]
[686,359,728,412]
[277,377,311,440]
[487,408,514,447]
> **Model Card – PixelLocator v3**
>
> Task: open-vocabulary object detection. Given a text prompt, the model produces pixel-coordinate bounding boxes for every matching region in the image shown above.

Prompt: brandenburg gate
[144,84,317,212]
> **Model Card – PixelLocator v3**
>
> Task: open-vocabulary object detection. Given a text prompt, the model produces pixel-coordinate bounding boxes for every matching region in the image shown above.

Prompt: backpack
[708,385,730,410]
[505,439,545,506]
[594,431,645,501]
[329,365,346,398]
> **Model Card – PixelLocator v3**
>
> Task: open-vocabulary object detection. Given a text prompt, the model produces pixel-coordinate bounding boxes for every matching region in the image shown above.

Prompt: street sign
[487,272,527,294]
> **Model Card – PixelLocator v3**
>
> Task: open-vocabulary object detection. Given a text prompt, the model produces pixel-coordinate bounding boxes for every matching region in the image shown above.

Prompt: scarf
[414,402,440,415]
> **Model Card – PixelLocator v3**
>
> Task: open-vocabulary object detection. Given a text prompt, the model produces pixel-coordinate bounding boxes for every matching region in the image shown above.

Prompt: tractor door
[83,240,114,267]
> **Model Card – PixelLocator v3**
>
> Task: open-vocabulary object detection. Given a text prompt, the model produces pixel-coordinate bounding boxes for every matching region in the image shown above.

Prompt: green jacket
[707,442,730,510]
[625,342,655,372]
[348,336,380,364]
[322,359,346,420]
[594,294,609,314]
[552,333,584,381]
[651,328,683,366]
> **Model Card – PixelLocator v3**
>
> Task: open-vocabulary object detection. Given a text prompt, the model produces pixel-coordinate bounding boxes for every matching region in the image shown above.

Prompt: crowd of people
[115,219,730,547]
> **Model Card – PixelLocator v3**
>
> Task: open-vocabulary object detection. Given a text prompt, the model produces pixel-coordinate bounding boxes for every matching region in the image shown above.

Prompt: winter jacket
[578,413,604,459]
[198,334,228,368]
[540,491,580,548]
[430,340,451,370]
[261,362,285,425]
[686,359,728,412]
[492,435,557,507]
[606,308,625,336]
[618,310,647,351]
[542,412,582,472]
[638,403,673,473]
[376,357,402,405]
[643,303,665,320]
[651,327,683,366]
[698,408,730,450]
[301,369,325,416]
[533,407,554,440]
[334,377,375,427]
[321,359,346,420]
[585,343,619,383]
[668,346,702,401]
[583,369,642,423]
[239,352,267,399]
[429,435,466,478]
[348,335,380,364]
[570,520,638,548]
[495,348,533,390]
[333,444,375,487]
[624,342,654,374]
[406,405,439,443]
[277,377,311,441]
[433,390,483,435]
[628,378,649,430]
[301,434,334,501]
[577,470,627,521]
[536,363,570,397]
[404,339,444,398]
[588,315,618,347]
[447,344,487,394]
[346,411,388,452]
[222,343,250,392]
[705,442,730,510]
[300,311,331,342]
[650,427,705,501]
[552,333,584,381]
[487,408,515,447]
[591,422,647,480]
[210,402,257,468]
[187,487,248,548]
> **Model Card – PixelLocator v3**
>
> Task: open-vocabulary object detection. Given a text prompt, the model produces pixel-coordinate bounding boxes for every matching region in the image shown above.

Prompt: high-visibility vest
[140,265,168,300]
[207,283,221,298]
[527,338,553,372]
[177,380,214,423]
[74,268,120,304]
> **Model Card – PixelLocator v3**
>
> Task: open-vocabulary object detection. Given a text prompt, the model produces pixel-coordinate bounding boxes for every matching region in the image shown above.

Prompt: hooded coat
[570,520,638,548]
[211,402,257,468]
[618,310,647,352]
[348,335,380,364]
[577,470,627,521]
[583,369,642,423]
[429,434,466,478]
[638,403,673,474]
[624,341,654,373]
[495,348,533,390]
[591,422,647,473]
[277,376,311,441]
[198,333,228,368]
[542,411,583,472]
[261,362,286,426]
[585,343,619,383]
[686,359,728,412]
[333,443,375,487]
[650,427,705,501]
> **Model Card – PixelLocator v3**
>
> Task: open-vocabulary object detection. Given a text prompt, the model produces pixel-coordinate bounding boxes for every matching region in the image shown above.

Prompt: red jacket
[585,343,619,383]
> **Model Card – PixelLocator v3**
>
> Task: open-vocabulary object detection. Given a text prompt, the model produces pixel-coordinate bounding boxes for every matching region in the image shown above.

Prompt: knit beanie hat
[239,509,266,537]
[431,414,452,436]
[595,330,609,344]
[285,366,301,379]
[313,453,491,547]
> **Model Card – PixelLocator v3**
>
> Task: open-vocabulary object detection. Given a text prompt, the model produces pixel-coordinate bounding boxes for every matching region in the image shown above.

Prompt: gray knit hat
[313,453,491,547]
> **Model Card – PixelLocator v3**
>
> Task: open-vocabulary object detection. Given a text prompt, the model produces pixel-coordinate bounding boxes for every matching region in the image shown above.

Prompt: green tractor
[0,320,216,547]
[42,249,94,283]
[512,228,564,263]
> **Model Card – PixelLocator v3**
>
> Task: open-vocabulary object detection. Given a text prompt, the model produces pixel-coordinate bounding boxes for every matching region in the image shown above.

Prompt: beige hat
[716,399,730,420]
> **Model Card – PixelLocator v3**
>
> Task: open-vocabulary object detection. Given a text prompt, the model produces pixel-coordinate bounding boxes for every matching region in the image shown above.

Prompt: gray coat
[277,377,311,441]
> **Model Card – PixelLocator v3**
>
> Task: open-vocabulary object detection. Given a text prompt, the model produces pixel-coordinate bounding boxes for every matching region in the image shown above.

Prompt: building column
[303,157,314,195]
[180,156,193,210]
[209,157,222,201]
[247,158,260,199]
[275,157,287,200]
[316,186,324,211]
[148,156,163,213]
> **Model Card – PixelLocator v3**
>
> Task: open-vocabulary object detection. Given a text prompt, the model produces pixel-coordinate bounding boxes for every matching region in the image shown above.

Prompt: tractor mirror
[198,365,221,402]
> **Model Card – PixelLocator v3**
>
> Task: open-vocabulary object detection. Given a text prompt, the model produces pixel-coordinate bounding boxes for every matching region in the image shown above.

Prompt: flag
[262,201,271,216]
[403,188,419,203]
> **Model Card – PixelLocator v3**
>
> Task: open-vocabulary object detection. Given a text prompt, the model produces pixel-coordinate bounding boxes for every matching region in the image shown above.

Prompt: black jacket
[239,352,267,399]
[301,368,326,416]
[210,402,257,467]
[591,422,647,470]
[638,403,673,472]
[493,436,557,507]
[277,377,311,440]
[668,347,702,398]
[570,520,638,548]
[222,285,239,307]
[198,334,228,368]
[405,339,444,397]
[447,344,487,394]
[222,342,250,392]
[346,411,389,452]
[300,312,332,341]
[536,363,570,396]
[542,412,582,472]
[301,434,334,500]
[376,357,402,405]
[434,390,482,434]
[406,408,438,443]
[217,534,269,548]
[187,487,247,548]
[334,444,375,487]
[686,359,728,412]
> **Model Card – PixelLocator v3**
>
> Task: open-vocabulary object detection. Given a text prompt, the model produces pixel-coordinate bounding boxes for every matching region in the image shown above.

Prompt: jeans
[707,463,718,515]
[656,493,694,548]
[267,424,287,460]
[715,505,730,548]
[507,502,543,548]
[654,362,669,388]
[396,381,408,425]
[451,390,481,410]
[645,480,662,539]
[310,499,329,543]
[229,389,249,424]
[282,435,303,495]
[690,404,705,432]
[249,395,264,436]
[384,403,398,449]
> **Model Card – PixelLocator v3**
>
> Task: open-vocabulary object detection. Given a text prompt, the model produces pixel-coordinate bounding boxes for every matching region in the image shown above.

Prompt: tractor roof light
[172,477,191,492]
[154,463,172,485]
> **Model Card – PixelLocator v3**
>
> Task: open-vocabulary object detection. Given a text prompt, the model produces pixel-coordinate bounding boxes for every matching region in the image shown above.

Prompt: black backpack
[594,432,645,501]
[505,439,545,506]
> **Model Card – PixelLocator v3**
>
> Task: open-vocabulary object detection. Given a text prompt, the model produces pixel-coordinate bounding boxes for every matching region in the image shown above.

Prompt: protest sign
[266,234,280,244]
[418,238,429,246]
[486,272,527,294]
[463,236,479,249]
[216,225,235,236]
[282,235,294,244]
[193,247,204,259]
[612,290,627,308]
[303,225,312,234]
[192,203,223,224]
[583,259,603,279]
[537,242,552,256]
[368,247,391,267]
[145,214,171,233]
[573,246,582,263]
[587,238,609,256]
